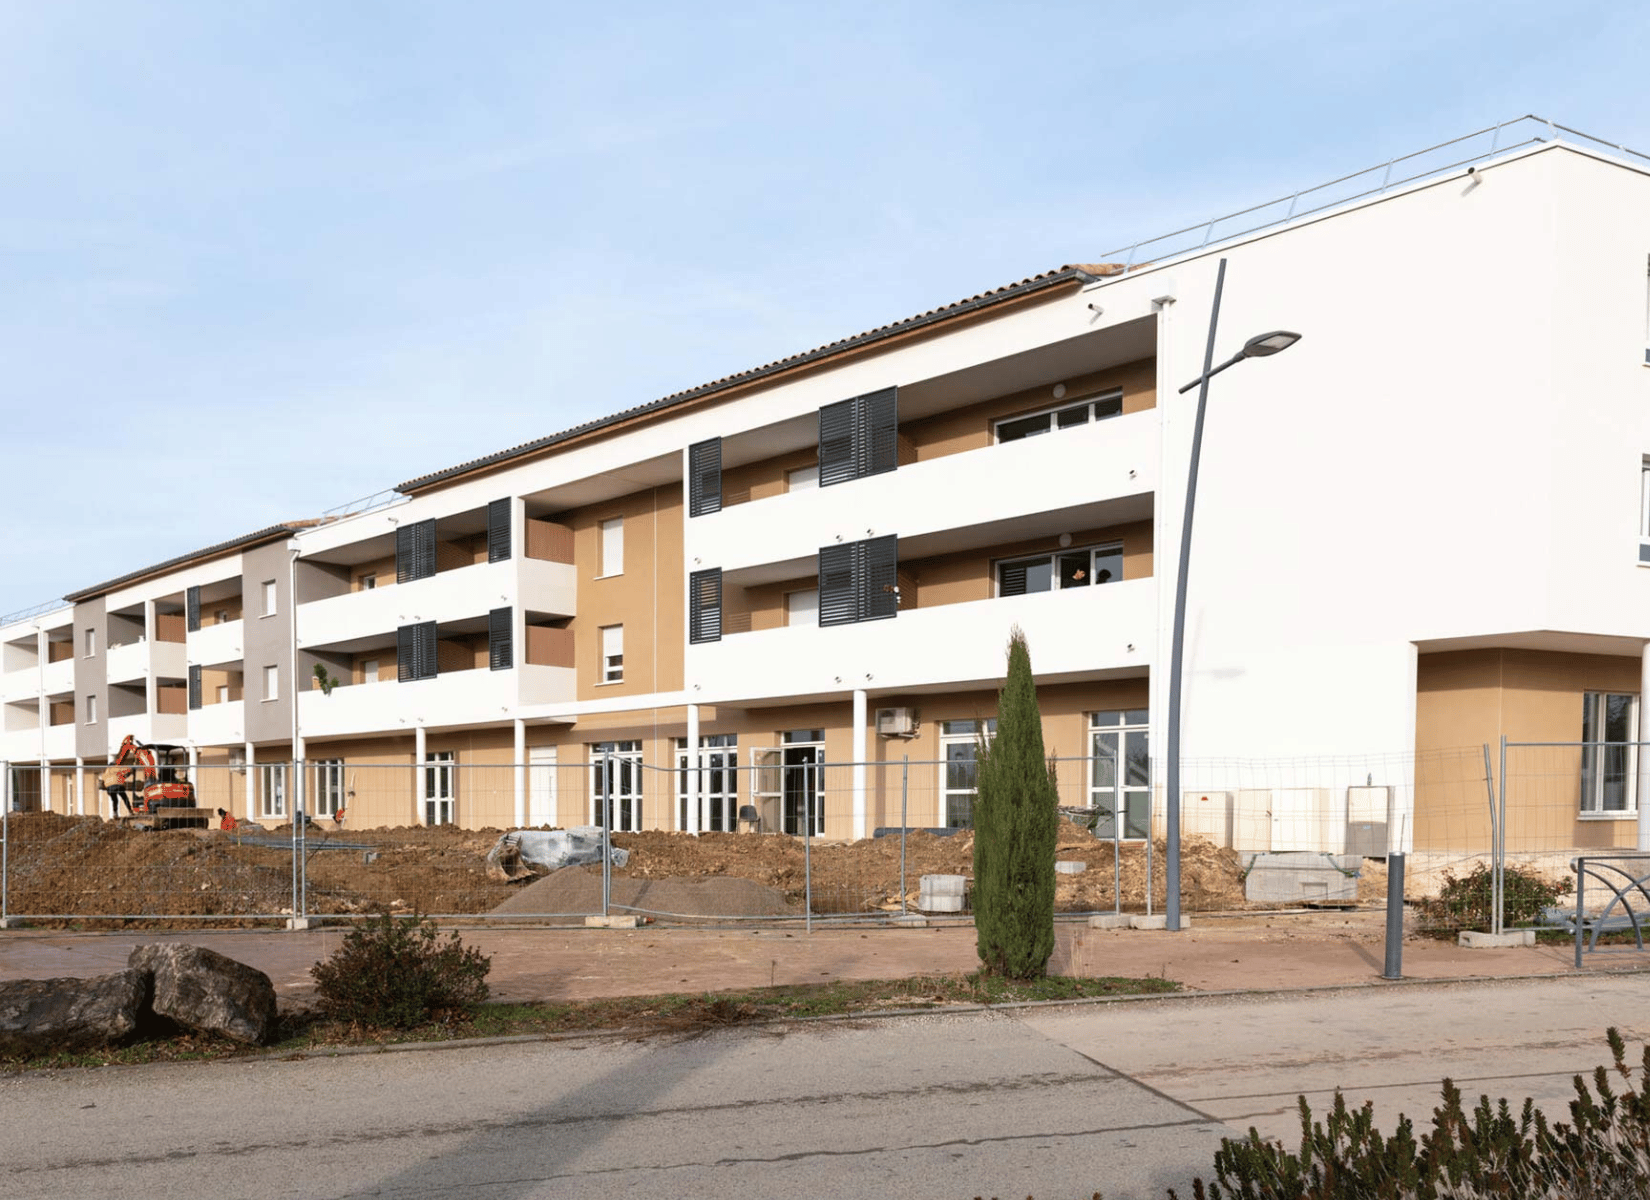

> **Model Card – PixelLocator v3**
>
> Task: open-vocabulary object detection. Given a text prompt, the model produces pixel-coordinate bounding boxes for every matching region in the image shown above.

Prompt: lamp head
[1241,330,1301,358]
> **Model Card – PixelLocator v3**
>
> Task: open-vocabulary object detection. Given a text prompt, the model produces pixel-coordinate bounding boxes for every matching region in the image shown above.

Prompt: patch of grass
[0,972,1178,1071]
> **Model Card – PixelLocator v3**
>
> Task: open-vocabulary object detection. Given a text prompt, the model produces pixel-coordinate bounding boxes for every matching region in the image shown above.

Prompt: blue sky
[2,0,1646,617]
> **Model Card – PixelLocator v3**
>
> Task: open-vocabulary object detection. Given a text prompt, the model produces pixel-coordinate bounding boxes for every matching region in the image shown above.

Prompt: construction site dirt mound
[492,867,796,919]
[1,811,1251,925]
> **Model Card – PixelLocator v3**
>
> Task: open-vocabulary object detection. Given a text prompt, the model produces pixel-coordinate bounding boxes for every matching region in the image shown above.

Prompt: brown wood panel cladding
[526,625,574,668]
[526,519,575,563]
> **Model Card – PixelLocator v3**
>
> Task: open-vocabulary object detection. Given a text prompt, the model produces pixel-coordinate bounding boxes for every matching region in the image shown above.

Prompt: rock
[0,970,147,1058]
[128,944,278,1046]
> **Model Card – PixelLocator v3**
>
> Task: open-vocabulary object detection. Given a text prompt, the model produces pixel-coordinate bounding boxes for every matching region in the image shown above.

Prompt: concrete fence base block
[1458,929,1535,948]
[889,914,929,928]
[1088,914,1133,930]
[1128,914,1191,930]
[285,918,314,932]
[585,915,641,929]
[1055,861,1087,875]
[0,918,20,931]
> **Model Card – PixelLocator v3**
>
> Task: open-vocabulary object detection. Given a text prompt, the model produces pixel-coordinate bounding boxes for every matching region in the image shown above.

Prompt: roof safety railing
[0,598,72,627]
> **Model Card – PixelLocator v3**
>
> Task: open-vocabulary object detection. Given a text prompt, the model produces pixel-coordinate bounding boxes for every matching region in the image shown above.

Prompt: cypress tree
[972,627,1058,979]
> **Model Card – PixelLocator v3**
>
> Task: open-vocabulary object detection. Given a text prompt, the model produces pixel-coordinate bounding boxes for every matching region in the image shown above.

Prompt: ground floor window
[591,740,643,831]
[781,729,824,836]
[1582,692,1639,815]
[1090,709,1150,839]
[424,751,455,825]
[676,734,738,831]
[939,719,996,829]
[259,764,287,820]
[312,758,344,818]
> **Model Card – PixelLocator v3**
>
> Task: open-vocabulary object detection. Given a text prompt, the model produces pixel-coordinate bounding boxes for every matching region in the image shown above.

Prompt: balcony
[688,576,1156,703]
[103,639,187,686]
[189,699,247,747]
[691,409,1159,575]
[0,668,37,704]
[297,664,575,738]
[41,656,74,696]
[189,619,245,668]
[43,723,76,760]
[107,711,188,750]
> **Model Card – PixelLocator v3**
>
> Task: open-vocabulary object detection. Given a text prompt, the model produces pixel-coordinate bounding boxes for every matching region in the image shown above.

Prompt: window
[395,519,437,583]
[1582,692,1639,815]
[424,752,454,825]
[688,438,722,517]
[785,588,818,627]
[676,734,738,831]
[360,574,377,591]
[1643,254,1649,366]
[600,625,624,683]
[262,665,279,701]
[786,465,819,491]
[488,607,513,671]
[818,535,898,626]
[781,730,824,836]
[819,387,898,486]
[217,685,230,704]
[360,658,380,683]
[590,740,642,830]
[261,580,277,617]
[259,764,286,820]
[1090,709,1151,839]
[995,389,1123,443]
[214,609,230,624]
[689,569,722,644]
[940,719,996,829]
[397,621,438,682]
[85,694,97,724]
[598,517,624,577]
[84,628,96,658]
[997,543,1123,596]
[312,758,344,818]
[1640,458,1650,564]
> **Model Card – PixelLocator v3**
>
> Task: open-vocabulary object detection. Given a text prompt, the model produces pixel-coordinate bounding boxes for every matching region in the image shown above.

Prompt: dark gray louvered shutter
[818,398,858,487]
[859,535,899,621]
[859,387,899,478]
[487,499,512,563]
[397,520,437,583]
[689,569,722,643]
[818,543,858,626]
[188,664,202,710]
[488,607,513,670]
[185,586,201,633]
[398,621,438,681]
[688,438,722,516]
[397,623,416,681]
[998,561,1029,597]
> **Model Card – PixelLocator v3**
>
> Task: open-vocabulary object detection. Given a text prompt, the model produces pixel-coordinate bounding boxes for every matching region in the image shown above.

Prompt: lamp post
[1164,255,1299,932]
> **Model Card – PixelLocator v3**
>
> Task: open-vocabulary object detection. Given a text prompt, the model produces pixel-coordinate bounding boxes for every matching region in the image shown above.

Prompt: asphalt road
[4,975,1644,1200]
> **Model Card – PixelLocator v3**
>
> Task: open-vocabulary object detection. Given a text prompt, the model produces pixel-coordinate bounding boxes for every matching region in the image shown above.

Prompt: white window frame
[590,740,643,831]
[1090,709,1151,840]
[599,624,624,683]
[261,580,277,617]
[360,658,380,684]
[598,517,624,578]
[216,684,230,704]
[993,389,1123,443]
[1639,458,1650,565]
[1581,691,1639,817]
[996,542,1123,596]
[259,763,287,820]
[786,465,819,491]
[360,573,377,591]
[85,694,97,724]
[312,758,345,817]
[939,719,995,829]
[84,628,96,658]
[780,729,824,836]
[424,750,455,825]
[262,664,279,702]
[785,588,819,627]
[676,734,739,831]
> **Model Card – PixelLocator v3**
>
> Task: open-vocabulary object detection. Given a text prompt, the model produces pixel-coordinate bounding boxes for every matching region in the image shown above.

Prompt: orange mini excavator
[99,735,201,826]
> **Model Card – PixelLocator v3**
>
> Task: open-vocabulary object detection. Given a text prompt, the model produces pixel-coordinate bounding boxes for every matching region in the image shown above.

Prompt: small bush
[1414,862,1564,935]
[310,911,491,1029]
[1167,1028,1650,1199]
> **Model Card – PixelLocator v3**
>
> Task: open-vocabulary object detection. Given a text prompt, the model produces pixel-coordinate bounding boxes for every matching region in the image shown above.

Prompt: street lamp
[1164,257,1299,932]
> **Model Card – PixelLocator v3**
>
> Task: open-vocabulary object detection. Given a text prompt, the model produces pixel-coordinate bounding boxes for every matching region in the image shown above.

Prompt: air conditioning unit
[876,707,918,737]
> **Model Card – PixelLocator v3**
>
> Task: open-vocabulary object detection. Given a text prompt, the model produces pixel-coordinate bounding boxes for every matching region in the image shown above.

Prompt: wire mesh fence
[4,742,1639,933]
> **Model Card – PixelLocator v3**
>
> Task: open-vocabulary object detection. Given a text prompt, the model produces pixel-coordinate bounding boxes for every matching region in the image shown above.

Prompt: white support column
[74,757,84,816]
[414,724,427,825]
[513,719,527,828]
[39,759,50,813]
[34,627,48,761]
[1638,643,1650,851]
[685,704,701,834]
[142,599,158,720]
[245,742,256,817]
[852,689,868,840]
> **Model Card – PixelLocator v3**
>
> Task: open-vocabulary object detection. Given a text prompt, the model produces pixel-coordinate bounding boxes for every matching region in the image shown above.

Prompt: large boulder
[128,944,278,1046]
[0,970,147,1058]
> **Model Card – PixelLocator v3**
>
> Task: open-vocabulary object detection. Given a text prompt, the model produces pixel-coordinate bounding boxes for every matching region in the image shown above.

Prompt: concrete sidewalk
[0,911,1617,1005]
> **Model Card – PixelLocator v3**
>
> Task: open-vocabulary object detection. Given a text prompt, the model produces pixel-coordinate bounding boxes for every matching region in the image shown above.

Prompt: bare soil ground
[2,812,1280,925]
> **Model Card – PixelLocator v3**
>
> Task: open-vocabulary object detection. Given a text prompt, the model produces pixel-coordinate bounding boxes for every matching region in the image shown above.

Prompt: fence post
[1113,793,1122,915]
[803,762,813,934]
[601,751,613,918]
[1496,737,1509,937]
[900,757,908,918]
[295,759,308,924]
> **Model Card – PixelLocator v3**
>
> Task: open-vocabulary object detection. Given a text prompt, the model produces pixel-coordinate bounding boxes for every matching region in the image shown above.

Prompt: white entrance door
[528,746,558,827]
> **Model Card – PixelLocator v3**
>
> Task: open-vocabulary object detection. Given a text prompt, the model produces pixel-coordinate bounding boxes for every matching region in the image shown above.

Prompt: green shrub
[1414,862,1564,935]
[1167,1028,1650,1200]
[310,911,491,1029]
[972,627,1058,980]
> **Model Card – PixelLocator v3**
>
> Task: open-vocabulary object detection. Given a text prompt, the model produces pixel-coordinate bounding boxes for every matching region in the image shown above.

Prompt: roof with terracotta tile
[63,521,326,604]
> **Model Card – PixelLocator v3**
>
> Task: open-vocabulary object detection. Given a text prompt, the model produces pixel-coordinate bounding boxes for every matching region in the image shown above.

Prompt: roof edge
[63,521,325,604]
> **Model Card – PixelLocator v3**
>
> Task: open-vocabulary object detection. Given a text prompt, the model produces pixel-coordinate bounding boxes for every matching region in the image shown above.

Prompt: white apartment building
[5,122,1650,856]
